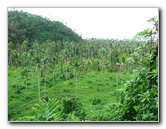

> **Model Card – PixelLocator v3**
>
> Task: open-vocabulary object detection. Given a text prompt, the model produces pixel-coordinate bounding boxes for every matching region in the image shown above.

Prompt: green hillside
[8,10,82,46]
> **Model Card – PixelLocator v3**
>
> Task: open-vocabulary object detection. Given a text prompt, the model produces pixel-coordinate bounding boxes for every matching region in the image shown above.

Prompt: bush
[62,97,82,114]
[62,97,86,121]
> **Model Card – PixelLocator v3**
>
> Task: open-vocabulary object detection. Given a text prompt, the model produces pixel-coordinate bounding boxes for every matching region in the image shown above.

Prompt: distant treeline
[8,10,82,46]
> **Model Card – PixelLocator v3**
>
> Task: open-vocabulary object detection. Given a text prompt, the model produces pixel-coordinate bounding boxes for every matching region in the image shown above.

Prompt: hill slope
[8,10,82,45]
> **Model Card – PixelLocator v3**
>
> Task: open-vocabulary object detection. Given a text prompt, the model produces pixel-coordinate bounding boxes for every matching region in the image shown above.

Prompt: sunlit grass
[8,66,132,121]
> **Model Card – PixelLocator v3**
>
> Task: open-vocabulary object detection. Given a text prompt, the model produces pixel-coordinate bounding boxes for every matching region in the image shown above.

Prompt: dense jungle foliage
[8,10,82,46]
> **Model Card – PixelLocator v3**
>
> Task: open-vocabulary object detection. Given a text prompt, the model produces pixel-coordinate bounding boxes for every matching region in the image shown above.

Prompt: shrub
[62,97,86,121]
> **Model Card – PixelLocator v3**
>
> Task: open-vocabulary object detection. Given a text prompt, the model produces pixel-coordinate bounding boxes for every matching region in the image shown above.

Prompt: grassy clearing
[8,66,132,121]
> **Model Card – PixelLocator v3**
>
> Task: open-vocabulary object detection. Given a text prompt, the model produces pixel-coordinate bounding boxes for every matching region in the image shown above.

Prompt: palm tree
[20,52,27,67]
[21,68,30,96]
[72,59,80,96]
[56,40,61,63]
[34,55,42,101]
[95,48,106,86]
[12,50,20,91]
[33,41,39,56]
[50,55,57,85]
[115,55,127,103]
[28,49,35,89]
[64,50,69,90]
[21,40,28,53]
[59,50,65,75]
[93,59,102,90]
[8,42,14,67]
[119,55,126,73]
[41,56,48,98]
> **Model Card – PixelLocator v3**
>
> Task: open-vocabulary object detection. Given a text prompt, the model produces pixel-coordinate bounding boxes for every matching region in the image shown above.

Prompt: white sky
[9,8,158,39]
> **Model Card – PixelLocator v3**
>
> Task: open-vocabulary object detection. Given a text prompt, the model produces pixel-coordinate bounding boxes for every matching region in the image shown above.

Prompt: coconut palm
[41,56,48,98]
[8,42,14,67]
[20,52,28,67]
[12,50,20,91]
[119,55,126,73]
[27,49,35,89]
[21,68,30,96]
[94,59,101,88]
[63,49,70,90]
[71,58,81,96]
[34,55,42,101]
[50,55,57,85]
[21,40,28,53]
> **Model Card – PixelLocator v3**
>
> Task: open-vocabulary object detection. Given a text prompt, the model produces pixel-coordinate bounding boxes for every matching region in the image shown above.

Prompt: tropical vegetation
[8,10,159,121]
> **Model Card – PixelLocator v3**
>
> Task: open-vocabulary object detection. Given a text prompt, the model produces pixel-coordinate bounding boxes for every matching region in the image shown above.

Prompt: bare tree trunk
[98,71,100,91]
[31,68,34,89]
[44,70,46,98]
[66,64,68,90]
[75,69,78,97]
[10,56,12,67]
[26,80,27,96]
[116,73,119,103]
[15,68,18,91]
[38,69,40,101]
[53,71,55,85]
[98,71,100,86]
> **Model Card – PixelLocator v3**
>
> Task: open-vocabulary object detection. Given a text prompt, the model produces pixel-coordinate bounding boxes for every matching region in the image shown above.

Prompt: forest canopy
[8,10,82,46]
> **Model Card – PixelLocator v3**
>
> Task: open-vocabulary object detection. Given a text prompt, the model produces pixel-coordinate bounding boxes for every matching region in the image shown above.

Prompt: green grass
[8,66,133,121]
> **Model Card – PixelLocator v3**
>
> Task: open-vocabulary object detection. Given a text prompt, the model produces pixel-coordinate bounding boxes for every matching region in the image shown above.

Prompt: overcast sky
[9,8,158,40]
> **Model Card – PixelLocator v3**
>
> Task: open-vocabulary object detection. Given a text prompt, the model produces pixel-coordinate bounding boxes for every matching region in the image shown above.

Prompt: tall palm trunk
[75,72,78,96]
[61,62,64,74]
[74,69,78,97]
[97,70,100,91]
[120,65,122,90]
[26,79,27,96]
[15,68,18,91]
[44,70,46,98]
[31,67,34,89]
[65,63,68,90]
[53,70,55,85]
[116,73,119,103]
[38,68,40,101]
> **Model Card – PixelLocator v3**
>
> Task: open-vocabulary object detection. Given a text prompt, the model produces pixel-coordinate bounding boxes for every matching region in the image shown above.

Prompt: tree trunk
[75,69,78,97]
[98,71,100,86]
[31,68,34,89]
[66,64,68,90]
[116,73,119,103]
[15,68,18,91]
[53,71,55,85]
[44,71,46,98]
[98,71,100,91]
[26,80,27,96]
[61,62,64,74]
[38,68,40,101]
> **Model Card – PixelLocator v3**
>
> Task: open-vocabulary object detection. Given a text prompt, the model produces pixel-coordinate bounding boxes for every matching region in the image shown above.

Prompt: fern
[21,98,61,121]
